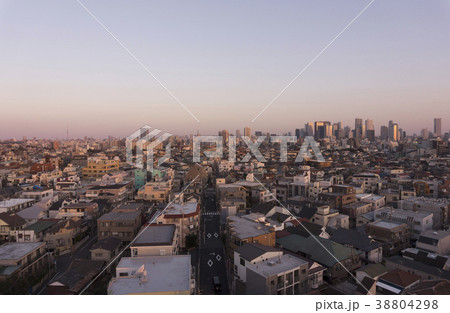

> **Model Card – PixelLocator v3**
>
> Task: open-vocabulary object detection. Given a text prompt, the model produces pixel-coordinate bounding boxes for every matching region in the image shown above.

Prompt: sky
[0,0,449,139]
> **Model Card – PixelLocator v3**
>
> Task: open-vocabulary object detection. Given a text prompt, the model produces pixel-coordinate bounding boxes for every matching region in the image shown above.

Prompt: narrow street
[198,188,229,295]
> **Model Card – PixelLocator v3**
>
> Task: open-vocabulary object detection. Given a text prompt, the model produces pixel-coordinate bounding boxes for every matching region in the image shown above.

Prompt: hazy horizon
[1,0,449,139]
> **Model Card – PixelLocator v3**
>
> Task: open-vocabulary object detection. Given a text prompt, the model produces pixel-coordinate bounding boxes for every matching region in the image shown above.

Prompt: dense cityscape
[0,117,448,295]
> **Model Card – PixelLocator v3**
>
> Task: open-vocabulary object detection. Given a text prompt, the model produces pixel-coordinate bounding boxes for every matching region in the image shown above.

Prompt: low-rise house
[385,255,450,282]
[328,228,383,264]
[97,211,142,243]
[47,259,105,295]
[55,202,99,220]
[90,237,122,270]
[376,268,420,295]
[416,230,450,255]
[0,242,50,290]
[277,234,362,282]
[0,212,26,241]
[0,198,35,213]
[44,218,89,255]
[15,219,60,242]
[226,215,276,253]
[131,224,179,257]
[108,255,194,295]
[365,220,410,256]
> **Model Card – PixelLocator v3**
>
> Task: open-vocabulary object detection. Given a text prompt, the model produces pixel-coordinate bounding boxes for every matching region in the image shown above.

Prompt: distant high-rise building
[380,126,389,141]
[354,118,363,139]
[434,118,442,137]
[365,119,374,138]
[295,128,301,139]
[244,127,251,138]
[222,130,229,144]
[305,122,314,137]
[388,120,394,141]
[236,129,241,138]
[421,128,429,139]
[344,126,351,138]
[392,123,399,142]
[314,121,331,139]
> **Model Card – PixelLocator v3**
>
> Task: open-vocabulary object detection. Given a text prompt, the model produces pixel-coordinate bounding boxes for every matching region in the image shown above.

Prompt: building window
[240,258,245,266]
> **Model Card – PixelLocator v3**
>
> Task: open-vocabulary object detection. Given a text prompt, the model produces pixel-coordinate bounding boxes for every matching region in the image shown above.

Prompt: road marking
[216,255,222,261]
[207,259,213,267]
[207,233,212,238]
[214,232,219,238]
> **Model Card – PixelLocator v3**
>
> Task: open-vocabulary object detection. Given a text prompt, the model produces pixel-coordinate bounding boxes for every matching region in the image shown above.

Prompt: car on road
[213,276,221,292]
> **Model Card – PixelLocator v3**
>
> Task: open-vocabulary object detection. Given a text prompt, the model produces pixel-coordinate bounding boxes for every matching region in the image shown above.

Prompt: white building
[374,208,433,239]
[108,255,194,295]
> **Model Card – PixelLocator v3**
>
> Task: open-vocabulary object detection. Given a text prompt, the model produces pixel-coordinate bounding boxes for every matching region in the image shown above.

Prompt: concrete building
[416,230,450,255]
[0,242,49,283]
[82,158,120,179]
[155,199,199,248]
[365,220,410,256]
[398,197,449,229]
[97,211,142,243]
[0,198,35,213]
[108,255,194,295]
[131,224,179,257]
[374,208,433,239]
[246,254,309,295]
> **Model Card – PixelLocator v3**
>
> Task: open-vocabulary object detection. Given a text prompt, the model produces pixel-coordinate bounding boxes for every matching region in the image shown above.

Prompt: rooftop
[246,254,308,277]
[235,243,281,262]
[371,220,404,230]
[133,225,176,246]
[98,211,141,221]
[228,215,274,240]
[109,255,191,295]
[0,242,45,260]
[0,198,34,208]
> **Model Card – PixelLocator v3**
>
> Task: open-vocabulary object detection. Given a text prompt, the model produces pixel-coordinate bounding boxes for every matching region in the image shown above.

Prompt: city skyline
[0,0,449,139]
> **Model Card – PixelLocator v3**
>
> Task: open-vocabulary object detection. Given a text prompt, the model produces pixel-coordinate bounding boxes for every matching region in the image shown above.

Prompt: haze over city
[1,0,449,139]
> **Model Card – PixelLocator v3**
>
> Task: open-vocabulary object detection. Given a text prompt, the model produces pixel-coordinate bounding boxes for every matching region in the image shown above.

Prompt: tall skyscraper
[434,118,442,137]
[354,118,363,139]
[392,123,399,142]
[388,120,394,141]
[365,119,374,136]
[380,125,388,141]
[305,122,314,137]
[244,127,251,138]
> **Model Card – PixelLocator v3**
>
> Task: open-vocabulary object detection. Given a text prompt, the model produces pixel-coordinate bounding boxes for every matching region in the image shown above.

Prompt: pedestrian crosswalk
[202,212,220,216]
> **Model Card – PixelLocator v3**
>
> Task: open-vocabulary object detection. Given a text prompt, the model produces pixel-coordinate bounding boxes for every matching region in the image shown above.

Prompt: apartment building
[98,211,142,243]
[357,194,386,210]
[0,242,49,283]
[82,158,120,179]
[374,208,433,239]
[108,255,194,295]
[131,224,179,257]
[365,220,410,256]
[398,197,449,229]
[155,199,199,248]
[246,254,309,295]
[55,202,99,220]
